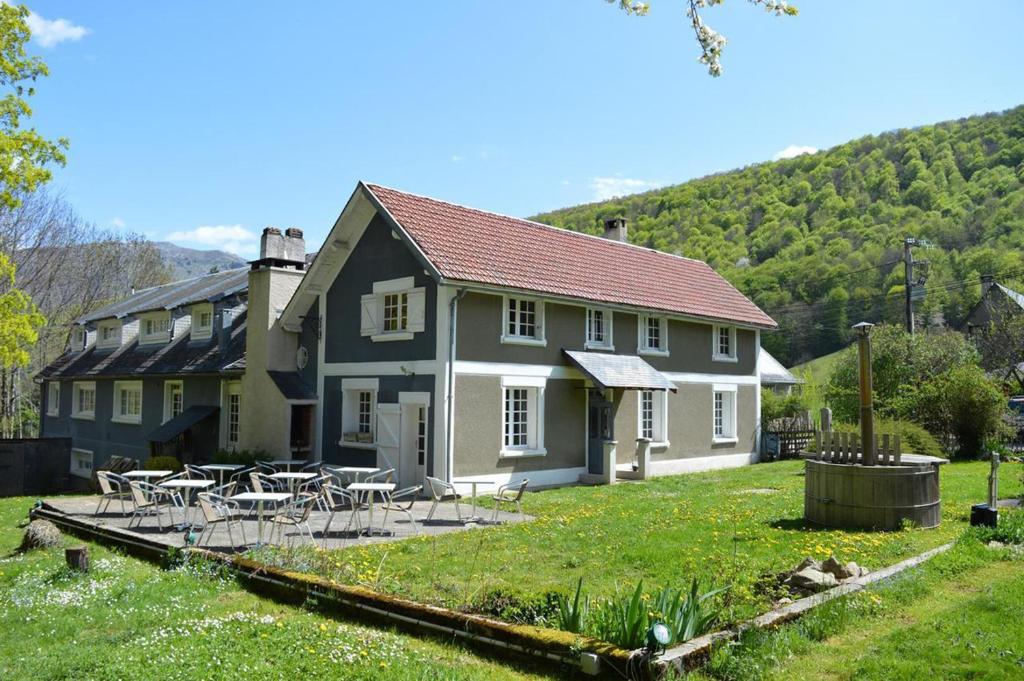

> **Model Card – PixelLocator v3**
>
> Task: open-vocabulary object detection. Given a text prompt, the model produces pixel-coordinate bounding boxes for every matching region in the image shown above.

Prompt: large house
[39,183,777,489]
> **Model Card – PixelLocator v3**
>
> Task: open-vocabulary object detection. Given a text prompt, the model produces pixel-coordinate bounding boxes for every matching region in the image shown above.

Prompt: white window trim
[71,381,96,420]
[96,321,122,349]
[221,380,242,450]
[70,447,94,479]
[191,303,214,340]
[46,382,60,417]
[163,380,184,424]
[637,315,669,357]
[138,311,172,345]
[712,324,738,363]
[712,383,738,444]
[364,277,425,342]
[112,380,143,425]
[585,307,615,351]
[637,389,669,447]
[499,375,547,458]
[501,296,547,347]
[340,377,379,448]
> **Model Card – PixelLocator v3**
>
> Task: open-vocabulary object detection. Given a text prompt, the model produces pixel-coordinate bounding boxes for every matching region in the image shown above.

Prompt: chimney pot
[283,227,306,265]
[260,227,286,261]
[603,217,628,243]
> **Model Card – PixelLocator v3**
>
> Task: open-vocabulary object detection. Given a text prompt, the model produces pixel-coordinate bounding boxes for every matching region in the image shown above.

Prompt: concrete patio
[41,494,531,552]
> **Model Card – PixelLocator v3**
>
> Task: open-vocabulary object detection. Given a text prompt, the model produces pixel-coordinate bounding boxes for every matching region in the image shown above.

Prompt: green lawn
[790,348,846,385]
[0,497,555,681]
[692,530,1024,680]
[256,460,1023,627]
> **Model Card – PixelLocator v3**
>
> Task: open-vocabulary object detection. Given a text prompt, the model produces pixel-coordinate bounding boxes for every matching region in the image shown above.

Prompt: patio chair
[195,492,247,549]
[297,475,332,511]
[270,492,319,547]
[246,471,287,517]
[299,461,321,473]
[185,464,212,480]
[228,466,255,491]
[425,476,463,523]
[255,460,279,475]
[210,481,237,498]
[321,484,363,543]
[380,485,423,535]
[365,468,394,484]
[490,479,529,522]
[127,481,183,531]
[95,471,132,516]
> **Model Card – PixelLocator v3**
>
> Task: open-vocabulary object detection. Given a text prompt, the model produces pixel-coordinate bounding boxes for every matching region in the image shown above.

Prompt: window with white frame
[638,390,668,443]
[191,304,214,340]
[46,382,60,417]
[713,385,738,442]
[713,325,737,362]
[360,277,425,342]
[139,312,171,344]
[163,380,183,423]
[70,448,94,479]
[586,307,613,349]
[416,406,427,466]
[341,378,378,446]
[71,327,86,351]
[112,381,143,424]
[502,296,545,346]
[221,381,242,449]
[228,393,240,446]
[638,314,668,355]
[500,376,546,456]
[72,382,96,419]
[96,321,122,349]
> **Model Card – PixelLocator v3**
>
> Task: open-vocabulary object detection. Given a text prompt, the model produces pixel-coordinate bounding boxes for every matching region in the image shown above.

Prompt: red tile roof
[365,183,777,329]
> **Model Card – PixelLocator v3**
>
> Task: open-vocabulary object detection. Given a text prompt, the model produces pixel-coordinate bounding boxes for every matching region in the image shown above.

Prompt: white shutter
[360,293,379,336]
[535,301,545,341]
[407,287,426,332]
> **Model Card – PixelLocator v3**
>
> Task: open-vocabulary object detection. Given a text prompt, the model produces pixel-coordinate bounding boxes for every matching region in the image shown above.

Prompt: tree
[611,0,798,76]
[0,251,41,368]
[0,4,68,209]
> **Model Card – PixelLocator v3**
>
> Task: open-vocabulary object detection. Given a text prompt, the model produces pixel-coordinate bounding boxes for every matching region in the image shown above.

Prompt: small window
[638,390,668,443]
[502,297,546,346]
[586,308,613,349]
[113,381,143,424]
[228,393,241,446]
[97,322,121,349]
[71,327,86,351]
[222,381,242,449]
[360,277,425,342]
[500,376,546,456]
[713,325,737,362]
[416,406,427,466]
[70,448,94,479]
[47,382,60,417]
[163,380,183,423]
[72,382,96,420]
[638,315,668,355]
[139,313,171,344]
[341,378,378,446]
[192,304,215,340]
[713,386,737,442]
[382,292,408,332]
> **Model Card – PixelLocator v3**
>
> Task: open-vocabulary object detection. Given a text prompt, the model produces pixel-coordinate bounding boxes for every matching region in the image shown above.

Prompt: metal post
[903,238,915,336]
[989,453,1000,510]
[854,322,876,465]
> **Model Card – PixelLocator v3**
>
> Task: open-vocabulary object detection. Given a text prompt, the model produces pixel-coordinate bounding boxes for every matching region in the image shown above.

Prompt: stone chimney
[603,217,628,243]
[260,227,285,260]
[283,228,305,264]
[255,226,305,269]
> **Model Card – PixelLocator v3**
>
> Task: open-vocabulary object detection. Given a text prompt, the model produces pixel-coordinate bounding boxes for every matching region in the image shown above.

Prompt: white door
[399,402,428,489]
[376,403,401,474]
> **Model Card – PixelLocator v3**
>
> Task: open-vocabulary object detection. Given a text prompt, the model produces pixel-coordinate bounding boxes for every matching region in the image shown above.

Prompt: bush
[144,455,182,472]
[835,419,945,459]
[907,365,1009,459]
[211,449,269,467]
[760,389,804,423]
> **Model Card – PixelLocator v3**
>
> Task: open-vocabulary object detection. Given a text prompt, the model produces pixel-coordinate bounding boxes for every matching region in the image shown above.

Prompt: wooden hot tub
[804,455,947,530]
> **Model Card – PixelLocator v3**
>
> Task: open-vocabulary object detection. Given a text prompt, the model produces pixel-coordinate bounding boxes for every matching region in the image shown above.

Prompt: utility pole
[903,238,915,335]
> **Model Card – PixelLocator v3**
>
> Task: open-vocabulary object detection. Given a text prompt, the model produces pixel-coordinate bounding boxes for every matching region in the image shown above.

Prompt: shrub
[835,419,944,459]
[963,509,1024,545]
[760,389,804,423]
[211,448,270,467]
[907,365,1009,459]
[144,455,182,472]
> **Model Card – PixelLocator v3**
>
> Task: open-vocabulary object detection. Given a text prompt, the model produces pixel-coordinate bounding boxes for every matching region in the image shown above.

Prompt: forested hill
[533,105,1024,366]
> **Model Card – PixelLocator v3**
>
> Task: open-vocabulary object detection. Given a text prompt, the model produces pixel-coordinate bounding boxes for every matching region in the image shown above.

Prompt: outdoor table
[122,470,173,480]
[347,482,396,536]
[269,459,307,472]
[230,492,292,545]
[452,479,500,522]
[198,463,245,487]
[269,471,317,493]
[159,478,215,529]
[330,466,380,485]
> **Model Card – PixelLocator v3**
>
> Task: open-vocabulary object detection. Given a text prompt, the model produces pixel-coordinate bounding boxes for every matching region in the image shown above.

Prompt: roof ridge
[363,182,710,267]
[132,264,250,296]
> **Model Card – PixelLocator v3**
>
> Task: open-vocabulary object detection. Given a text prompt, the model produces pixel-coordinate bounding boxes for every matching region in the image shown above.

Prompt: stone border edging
[654,541,955,675]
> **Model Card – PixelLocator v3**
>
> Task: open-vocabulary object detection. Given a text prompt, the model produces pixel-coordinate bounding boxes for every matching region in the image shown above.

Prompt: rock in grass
[786,567,838,593]
[18,519,62,552]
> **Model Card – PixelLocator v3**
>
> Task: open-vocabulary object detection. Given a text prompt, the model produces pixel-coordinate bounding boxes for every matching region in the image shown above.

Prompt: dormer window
[96,321,122,349]
[139,312,171,345]
[501,296,546,347]
[71,327,86,351]
[712,324,737,362]
[638,315,668,356]
[585,308,613,350]
[191,303,214,340]
[360,277,425,342]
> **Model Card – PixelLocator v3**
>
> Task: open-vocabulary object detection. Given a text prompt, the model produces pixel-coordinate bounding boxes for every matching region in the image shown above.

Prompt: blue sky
[24,1,1024,257]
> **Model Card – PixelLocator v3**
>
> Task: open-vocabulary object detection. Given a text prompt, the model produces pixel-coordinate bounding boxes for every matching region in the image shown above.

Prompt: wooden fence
[810,430,902,465]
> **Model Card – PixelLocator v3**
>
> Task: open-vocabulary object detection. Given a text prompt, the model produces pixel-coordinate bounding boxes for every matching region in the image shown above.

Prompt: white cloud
[26,11,89,48]
[450,154,465,163]
[772,144,818,161]
[110,217,125,229]
[590,176,661,201]
[166,224,257,257]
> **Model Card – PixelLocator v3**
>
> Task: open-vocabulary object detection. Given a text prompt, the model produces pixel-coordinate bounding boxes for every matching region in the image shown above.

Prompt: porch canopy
[563,350,676,392]
[147,404,219,443]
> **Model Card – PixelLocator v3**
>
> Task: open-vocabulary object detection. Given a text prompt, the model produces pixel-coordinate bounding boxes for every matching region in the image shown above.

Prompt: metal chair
[425,476,463,523]
[270,492,319,547]
[127,481,182,531]
[185,464,212,480]
[210,481,237,498]
[321,484,363,543]
[490,479,529,521]
[365,468,394,484]
[297,475,332,511]
[228,466,255,491]
[300,461,321,473]
[380,485,422,535]
[95,471,132,516]
[255,460,279,475]
[196,492,247,549]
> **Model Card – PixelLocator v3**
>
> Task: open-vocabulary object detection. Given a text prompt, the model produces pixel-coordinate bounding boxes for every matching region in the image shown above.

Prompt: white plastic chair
[425,476,463,523]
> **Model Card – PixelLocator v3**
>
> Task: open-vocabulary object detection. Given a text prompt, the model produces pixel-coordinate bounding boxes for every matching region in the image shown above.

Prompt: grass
[790,348,846,385]
[256,460,1024,628]
[690,523,1024,680]
[0,497,556,681]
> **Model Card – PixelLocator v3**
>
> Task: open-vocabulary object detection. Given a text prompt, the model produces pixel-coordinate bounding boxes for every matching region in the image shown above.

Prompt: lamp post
[853,322,876,466]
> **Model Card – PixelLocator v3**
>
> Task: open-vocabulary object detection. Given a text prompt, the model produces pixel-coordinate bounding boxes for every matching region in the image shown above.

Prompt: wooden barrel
[804,459,942,530]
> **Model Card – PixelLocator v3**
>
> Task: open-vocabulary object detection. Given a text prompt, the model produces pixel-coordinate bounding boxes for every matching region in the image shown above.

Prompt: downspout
[445,288,468,482]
